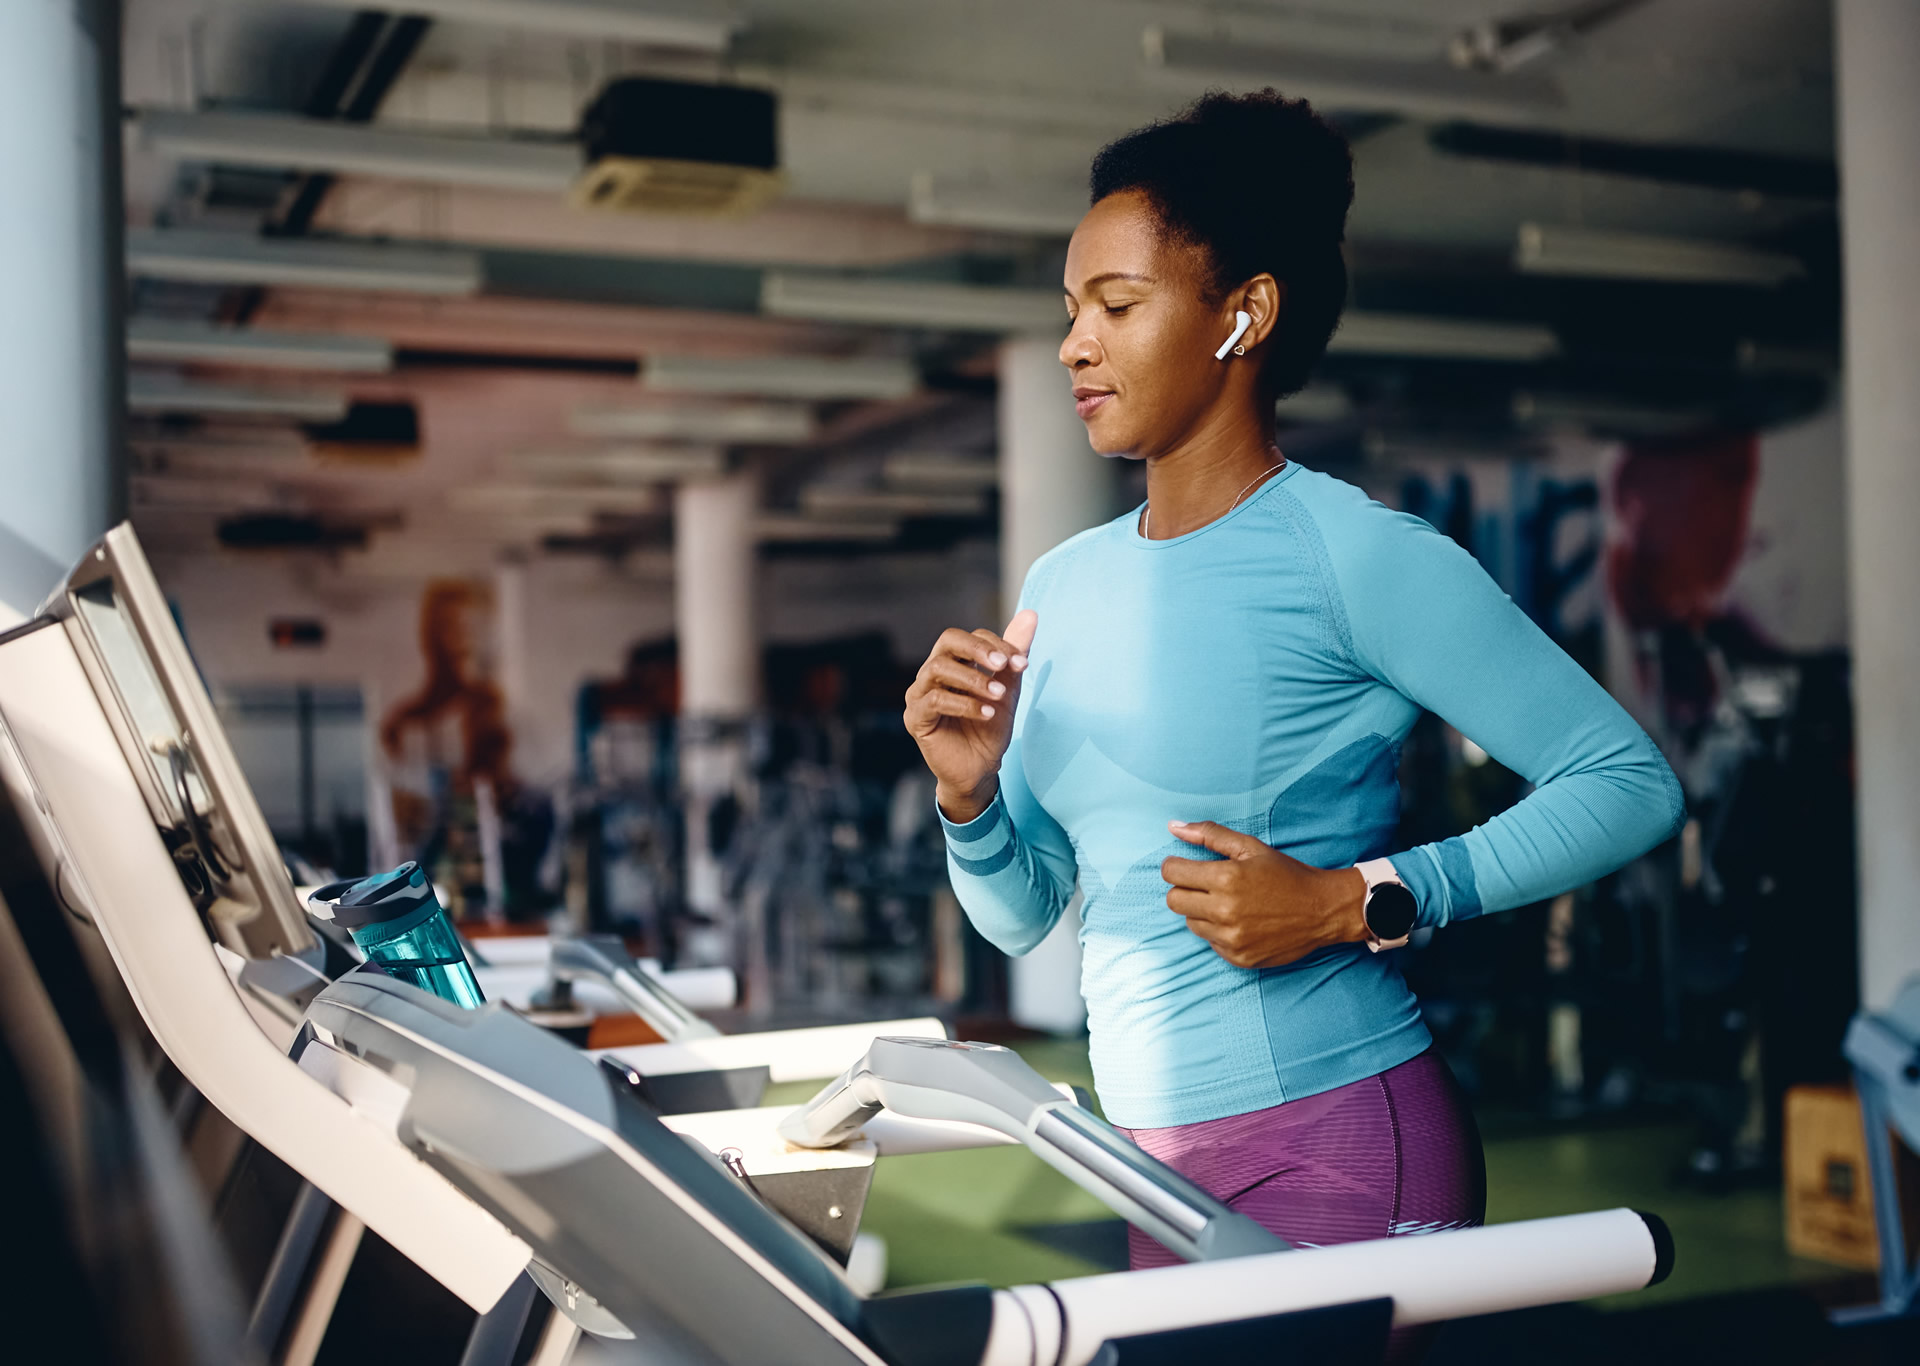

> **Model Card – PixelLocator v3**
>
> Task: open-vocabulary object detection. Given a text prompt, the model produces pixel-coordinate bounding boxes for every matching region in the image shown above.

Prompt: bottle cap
[307,861,439,930]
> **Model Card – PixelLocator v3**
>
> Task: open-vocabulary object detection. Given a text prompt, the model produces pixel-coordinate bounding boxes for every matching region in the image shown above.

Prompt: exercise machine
[0,523,1676,1364]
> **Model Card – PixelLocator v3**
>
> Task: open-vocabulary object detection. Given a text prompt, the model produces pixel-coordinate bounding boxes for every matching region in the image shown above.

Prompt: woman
[902,89,1684,1328]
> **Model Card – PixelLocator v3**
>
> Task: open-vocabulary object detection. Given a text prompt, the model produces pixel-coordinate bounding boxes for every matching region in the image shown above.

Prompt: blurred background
[6,1,1920,1362]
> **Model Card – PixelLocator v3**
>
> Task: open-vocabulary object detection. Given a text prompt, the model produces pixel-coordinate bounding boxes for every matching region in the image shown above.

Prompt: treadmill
[0,523,1676,1365]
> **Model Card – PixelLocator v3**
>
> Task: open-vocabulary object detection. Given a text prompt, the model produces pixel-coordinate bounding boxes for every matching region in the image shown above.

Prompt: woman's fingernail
[987,652,1008,669]
[1011,654,1029,670]
[988,681,1006,698]
[981,704,996,719]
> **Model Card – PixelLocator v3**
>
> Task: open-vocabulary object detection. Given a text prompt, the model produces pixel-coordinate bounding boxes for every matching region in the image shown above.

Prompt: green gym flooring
[767,1039,1860,1308]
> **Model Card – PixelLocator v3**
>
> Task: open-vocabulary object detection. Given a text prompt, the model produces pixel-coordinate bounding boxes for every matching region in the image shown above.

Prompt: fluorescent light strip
[1515,223,1806,287]
[130,475,283,511]
[136,109,579,194]
[756,514,900,543]
[127,376,350,422]
[1329,312,1559,362]
[882,452,998,493]
[127,318,394,373]
[762,272,1063,334]
[448,485,663,515]
[570,402,816,443]
[907,172,1085,236]
[1275,383,1355,423]
[1511,392,1709,434]
[1143,25,1564,121]
[642,353,919,401]
[227,0,740,49]
[505,445,730,482]
[127,228,482,296]
[799,487,986,520]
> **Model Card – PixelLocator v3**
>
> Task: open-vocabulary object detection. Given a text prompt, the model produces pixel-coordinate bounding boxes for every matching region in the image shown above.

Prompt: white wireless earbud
[1214,310,1253,361]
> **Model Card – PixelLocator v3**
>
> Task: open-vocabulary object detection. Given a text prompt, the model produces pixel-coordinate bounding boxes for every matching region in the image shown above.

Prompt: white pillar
[0,0,121,622]
[1837,0,1920,1011]
[673,473,759,959]
[998,335,1114,1033]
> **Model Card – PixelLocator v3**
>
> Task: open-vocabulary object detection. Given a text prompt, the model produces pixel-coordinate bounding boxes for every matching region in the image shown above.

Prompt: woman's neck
[1141,406,1284,539]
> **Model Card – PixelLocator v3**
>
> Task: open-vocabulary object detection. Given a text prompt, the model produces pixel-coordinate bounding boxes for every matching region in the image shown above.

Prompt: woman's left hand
[1161,821,1369,969]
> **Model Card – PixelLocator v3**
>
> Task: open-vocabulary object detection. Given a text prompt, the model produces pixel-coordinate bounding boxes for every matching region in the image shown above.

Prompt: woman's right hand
[903,609,1038,823]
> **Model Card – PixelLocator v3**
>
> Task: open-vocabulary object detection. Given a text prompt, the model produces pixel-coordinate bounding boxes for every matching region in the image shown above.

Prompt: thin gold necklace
[1142,455,1287,540]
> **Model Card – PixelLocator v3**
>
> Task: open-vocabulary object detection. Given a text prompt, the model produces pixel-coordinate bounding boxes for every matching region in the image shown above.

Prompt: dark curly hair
[1088,89,1354,398]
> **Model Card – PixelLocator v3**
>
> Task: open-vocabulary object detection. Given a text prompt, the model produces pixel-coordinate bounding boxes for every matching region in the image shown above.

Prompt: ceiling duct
[1515,223,1807,287]
[1328,312,1560,362]
[761,273,1064,333]
[128,376,350,422]
[572,78,783,217]
[228,0,741,50]
[127,228,481,295]
[1142,25,1564,122]
[569,401,815,443]
[641,353,918,401]
[302,401,421,462]
[127,318,394,373]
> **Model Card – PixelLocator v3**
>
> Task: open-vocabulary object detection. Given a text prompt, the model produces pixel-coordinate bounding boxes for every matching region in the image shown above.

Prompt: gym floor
[766,1040,1920,1365]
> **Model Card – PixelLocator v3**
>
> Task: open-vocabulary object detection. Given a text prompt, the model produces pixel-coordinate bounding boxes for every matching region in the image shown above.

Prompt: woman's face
[1060,190,1240,459]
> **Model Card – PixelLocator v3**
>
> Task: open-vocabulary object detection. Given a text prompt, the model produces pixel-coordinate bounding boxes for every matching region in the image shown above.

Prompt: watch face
[1366,883,1418,942]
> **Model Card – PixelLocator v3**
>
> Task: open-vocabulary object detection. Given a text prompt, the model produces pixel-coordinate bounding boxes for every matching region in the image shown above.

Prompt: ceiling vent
[300,401,420,463]
[571,78,783,217]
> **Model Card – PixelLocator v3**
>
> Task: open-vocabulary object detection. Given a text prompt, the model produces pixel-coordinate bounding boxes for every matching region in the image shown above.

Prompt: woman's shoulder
[1018,513,1131,605]
[1276,466,1462,561]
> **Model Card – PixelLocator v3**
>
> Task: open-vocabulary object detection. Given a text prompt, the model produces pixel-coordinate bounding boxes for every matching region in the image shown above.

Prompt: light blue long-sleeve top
[941,462,1684,1129]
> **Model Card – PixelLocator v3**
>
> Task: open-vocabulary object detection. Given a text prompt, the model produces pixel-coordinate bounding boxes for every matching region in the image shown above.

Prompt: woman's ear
[1238,274,1285,352]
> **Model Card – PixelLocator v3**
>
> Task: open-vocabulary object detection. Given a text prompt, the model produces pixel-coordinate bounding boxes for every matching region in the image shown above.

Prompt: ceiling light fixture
[126,228,482,296]
[1143,25,1564,122]
[882,452,999,493]
[756,514,900,543]
[127,376,350,422]
[761,272,1063,334]
[1328,311,1560,362]
[798,487,987,520]
[907,172,1085,237]
[568,401,816,443]
[227,0,741,50]
[1515,223,1806,287]
[127,318,394,373]
[134,109,578,194]
[504,445,730,482]
[641,353,919,401]
[448,485,663,515]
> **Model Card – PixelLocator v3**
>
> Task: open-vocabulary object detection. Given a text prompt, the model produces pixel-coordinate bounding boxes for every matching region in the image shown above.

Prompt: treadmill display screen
[73,581,208,815]
[56,527,314,961]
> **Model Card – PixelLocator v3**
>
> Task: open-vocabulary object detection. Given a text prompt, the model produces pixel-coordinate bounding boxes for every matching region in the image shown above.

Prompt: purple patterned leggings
[1118,1048,1486,1362]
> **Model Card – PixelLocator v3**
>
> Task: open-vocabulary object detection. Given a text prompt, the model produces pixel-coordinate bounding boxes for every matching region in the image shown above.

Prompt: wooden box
[1784,1083,1880,1270]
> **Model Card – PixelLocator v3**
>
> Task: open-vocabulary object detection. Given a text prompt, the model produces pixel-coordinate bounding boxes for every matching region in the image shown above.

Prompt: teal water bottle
[307,861,486,1009]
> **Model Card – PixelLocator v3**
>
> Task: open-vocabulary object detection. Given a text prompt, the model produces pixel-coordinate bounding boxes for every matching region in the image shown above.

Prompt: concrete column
[0,0,122,621]
[998,335,1115,1033]
[1837,0,1920,1010]
[673,473,759,961]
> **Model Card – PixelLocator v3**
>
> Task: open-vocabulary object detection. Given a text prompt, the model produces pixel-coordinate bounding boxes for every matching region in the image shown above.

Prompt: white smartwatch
[1356,858,1417,953]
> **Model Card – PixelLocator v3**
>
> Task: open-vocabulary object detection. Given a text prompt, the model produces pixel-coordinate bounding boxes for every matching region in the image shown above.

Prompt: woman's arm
[938,728,1080,955]
[1331,504,1685,927]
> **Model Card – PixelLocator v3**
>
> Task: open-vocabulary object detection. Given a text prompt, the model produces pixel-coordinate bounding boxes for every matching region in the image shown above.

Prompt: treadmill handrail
[779,1037,1288,1263]
[549,935,720,1041]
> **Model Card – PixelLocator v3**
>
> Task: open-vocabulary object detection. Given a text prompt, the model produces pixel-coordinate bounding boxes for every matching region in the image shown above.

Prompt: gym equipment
[0,522,1679,1364]
[1836,977,1920,1323]
[782,1036,1288,1263]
